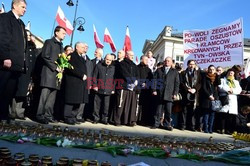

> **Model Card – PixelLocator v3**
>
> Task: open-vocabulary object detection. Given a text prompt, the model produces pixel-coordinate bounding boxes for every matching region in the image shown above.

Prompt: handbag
[174,93,182,101]
[211,100,222,111]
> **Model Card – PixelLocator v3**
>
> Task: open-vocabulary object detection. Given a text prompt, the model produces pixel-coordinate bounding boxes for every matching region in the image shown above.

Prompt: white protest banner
[183,18,243,69]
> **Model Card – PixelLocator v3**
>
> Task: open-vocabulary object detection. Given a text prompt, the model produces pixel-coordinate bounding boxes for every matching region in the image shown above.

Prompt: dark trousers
[76,103,85,120]
[180,101,196,129]
[64,103,80,121]
[0,70,20,120]
[93,94,111,122]
[114,90,137,125]
[36,87,57,120]
[203,109,215,133]
[195,106,203,129]
[162,101,173,127]
[153,104,163,127]
[10,97,26,119]
[154,100,173,127]
[83,90,95,120]
[137,90,152,126]
[218,112,236,132]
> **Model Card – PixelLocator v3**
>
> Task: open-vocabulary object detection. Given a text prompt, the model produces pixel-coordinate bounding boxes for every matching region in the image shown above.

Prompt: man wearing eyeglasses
[179,59,202,131]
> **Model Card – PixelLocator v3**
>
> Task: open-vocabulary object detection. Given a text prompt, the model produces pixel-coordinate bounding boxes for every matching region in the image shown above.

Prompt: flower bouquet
[55,52,73,85]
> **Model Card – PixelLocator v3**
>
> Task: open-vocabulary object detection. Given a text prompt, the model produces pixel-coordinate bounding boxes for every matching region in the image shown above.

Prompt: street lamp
[66,0,86,46]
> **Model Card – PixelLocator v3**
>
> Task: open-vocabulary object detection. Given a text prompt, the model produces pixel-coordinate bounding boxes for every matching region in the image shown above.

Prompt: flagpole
[51,18,56,38]
[70,0,79,46]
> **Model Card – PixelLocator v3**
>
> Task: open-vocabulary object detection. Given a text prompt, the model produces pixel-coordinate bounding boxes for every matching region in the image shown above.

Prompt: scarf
[227,75,236,88]
[185,69,197,88]
[206,73,216,84]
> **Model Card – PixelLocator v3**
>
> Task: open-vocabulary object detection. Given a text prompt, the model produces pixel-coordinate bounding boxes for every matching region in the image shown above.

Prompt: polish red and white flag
[104,27,116,53]
[56,6,73,35]
[93,24,104,48]
[123,26,132,53]
[0,2,5,14]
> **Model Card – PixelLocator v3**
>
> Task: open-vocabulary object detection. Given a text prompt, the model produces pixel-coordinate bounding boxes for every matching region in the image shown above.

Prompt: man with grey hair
[63,42,89,125]
[152,57,180,130]
[92,48,104,66]
[114,51,139,126]
[92,54,115,124]
[0,0,27,122]
[75,42,92,123]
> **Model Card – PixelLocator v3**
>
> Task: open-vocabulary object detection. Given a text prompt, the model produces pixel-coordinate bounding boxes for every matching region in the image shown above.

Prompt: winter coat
[64,51,89,104]
[218,77,242,115]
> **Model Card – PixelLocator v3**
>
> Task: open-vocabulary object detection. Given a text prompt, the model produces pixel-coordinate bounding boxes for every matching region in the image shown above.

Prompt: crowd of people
[0,0,250,135]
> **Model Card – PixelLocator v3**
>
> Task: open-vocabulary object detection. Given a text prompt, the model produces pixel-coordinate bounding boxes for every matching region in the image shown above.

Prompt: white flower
[56,140,62,147]
[62,138,72,147]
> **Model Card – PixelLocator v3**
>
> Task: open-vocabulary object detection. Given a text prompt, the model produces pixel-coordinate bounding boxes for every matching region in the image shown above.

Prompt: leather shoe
[86,118,94,123]
[180,127,185,131]
[64,120,75,125]
[150,126,157,129]
[16,117,26,120]
[76,119,85,123]
[92,120,98,124]
[101,121,108,125]
[189,128,196,132]
[37,118,49,124]
[165,126,173,131]
[128,122,137,127]
[114,123,121,126]
[47,119,58,123]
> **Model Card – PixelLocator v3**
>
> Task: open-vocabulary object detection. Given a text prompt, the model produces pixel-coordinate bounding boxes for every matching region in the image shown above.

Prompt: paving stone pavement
[0,118,249,166]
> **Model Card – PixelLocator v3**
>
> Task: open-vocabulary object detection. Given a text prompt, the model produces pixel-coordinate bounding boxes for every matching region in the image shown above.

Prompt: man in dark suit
[91,48,104,68]
[0,0,27,122]
[75,43,92,123]
[36,26,66,124]
[63,42,89,125]
[92,54,115,124]
[82,48,104,122]
[179,59,201,131]
[152,57,180,130]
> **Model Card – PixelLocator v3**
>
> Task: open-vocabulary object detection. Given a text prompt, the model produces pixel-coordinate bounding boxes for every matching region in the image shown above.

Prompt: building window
[176,55,184,62]
[180,56,184,61]
[176,56,180,61]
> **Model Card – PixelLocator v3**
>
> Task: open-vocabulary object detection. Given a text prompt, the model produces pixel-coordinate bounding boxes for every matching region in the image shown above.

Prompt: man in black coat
[82,48,104,122]
[137,55,153,125]
[0,0,27,122]
[36,26,66,124]
[92,54,115,124]
[63,42,89,125]
[10,30,38,120]
[114,51,139,126]
[179,59,201,131]
[152,57,180,130]
[75,43,92,122]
